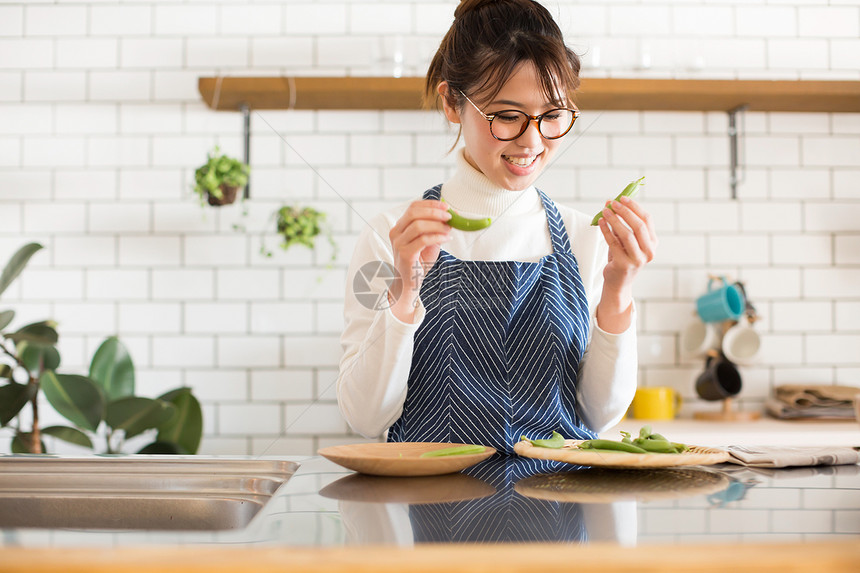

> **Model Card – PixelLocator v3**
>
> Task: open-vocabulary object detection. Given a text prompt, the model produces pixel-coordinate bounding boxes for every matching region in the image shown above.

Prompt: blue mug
[696,277,744,323]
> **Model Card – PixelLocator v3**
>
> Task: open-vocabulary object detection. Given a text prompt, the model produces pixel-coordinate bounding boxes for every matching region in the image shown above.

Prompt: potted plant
[0,243,203,455]
[192,146,249,207]
[260,205,338,263]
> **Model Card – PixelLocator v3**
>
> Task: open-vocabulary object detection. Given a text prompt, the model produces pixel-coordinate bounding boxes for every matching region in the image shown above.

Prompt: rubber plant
[192,146,249,207]
[260,205,337,263]
[0,243,203,455]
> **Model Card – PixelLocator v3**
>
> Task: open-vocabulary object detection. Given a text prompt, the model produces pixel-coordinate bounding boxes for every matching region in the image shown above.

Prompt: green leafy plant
[260,205,338,262]
[0,243,203,455]
[192,146,250,207]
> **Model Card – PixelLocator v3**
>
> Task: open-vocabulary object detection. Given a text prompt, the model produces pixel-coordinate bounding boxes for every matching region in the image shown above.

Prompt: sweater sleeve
[336,212,424,439]
[566,210,638,433]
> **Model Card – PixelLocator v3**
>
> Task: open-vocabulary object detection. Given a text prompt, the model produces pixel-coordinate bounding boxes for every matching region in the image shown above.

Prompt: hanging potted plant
[260,205,337,263]
[192,146,249,207]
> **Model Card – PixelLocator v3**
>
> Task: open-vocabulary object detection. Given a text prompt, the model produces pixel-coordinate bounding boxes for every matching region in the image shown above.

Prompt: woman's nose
[516,118,543,146]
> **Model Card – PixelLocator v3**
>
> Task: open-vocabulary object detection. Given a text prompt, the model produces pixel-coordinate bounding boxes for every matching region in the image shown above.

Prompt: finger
[395,219,452,248]
[601,205,646,265]
[619,196,657,244]
[607,200,656,262]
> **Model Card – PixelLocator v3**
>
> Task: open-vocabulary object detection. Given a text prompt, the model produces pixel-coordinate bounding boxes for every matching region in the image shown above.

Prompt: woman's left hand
[595,195,658,333]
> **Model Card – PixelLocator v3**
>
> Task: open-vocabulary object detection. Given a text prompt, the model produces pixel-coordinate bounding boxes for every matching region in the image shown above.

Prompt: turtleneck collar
[440,148,539,218]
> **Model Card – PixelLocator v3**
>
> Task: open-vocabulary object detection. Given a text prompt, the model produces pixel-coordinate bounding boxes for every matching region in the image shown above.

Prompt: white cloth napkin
[727,445,860,468]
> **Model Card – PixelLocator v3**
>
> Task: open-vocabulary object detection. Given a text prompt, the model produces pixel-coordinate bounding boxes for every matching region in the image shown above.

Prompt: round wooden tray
[513,439,730,468]
[515,467,730,503]
[318,442,496,477]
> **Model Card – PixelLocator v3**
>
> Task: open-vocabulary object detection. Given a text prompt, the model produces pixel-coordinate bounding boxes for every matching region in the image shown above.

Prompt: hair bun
[454,0,502,19]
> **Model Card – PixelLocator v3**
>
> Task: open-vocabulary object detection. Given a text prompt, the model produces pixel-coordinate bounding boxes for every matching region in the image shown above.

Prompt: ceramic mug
[631,387,683,420]
[695,353,742,401]
[696,277,744,323]
[722,316,761,365]
[680,318,720,357]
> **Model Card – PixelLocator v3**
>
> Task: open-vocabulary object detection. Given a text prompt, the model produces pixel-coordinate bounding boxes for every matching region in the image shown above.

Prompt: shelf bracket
[240,103,251,199]
[728,105,747,200]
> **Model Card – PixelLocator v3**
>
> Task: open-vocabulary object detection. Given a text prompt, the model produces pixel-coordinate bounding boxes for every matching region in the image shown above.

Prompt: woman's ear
[437,81,461,124]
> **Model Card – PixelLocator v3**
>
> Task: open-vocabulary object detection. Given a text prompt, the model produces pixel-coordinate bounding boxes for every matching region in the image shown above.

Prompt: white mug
[681,318,719,357]
[721,315,761,365]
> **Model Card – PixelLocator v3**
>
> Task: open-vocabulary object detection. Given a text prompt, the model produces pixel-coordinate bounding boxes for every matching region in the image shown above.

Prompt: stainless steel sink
[0,456,299,532]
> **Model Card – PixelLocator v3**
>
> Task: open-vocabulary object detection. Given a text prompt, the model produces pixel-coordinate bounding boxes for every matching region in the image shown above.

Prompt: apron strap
[424,185,443,201]
[537,189,571,255]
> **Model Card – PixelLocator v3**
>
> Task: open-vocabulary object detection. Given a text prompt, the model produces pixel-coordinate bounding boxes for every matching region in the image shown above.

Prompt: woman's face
[441,63,568,192]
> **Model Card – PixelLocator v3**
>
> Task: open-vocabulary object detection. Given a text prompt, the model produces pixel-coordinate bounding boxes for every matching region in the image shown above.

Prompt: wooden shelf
[199,76,860,113]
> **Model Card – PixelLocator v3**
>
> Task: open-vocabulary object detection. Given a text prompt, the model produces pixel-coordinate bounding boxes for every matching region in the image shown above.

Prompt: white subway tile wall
[0,1,858,464]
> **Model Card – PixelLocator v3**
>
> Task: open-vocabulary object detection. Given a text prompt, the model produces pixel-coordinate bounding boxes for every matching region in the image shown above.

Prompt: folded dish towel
[727,445,860,468]
[766,384,859,419]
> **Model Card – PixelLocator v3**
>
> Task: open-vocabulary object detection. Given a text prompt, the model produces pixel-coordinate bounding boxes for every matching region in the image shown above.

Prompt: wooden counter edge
[2,539,859,573]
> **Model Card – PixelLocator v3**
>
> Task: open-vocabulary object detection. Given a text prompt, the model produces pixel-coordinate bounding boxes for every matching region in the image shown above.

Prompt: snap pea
[578,425,689,454]
[590,176,645,226]
[447,208,492,231]
[420,444,487,458]
[520,430,566,449]
[578,439,648,454]
[631,438,679,453]
[441,197,492,231]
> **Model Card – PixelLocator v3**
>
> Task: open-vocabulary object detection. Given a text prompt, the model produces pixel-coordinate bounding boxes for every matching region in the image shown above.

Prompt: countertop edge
[2,540,859,573]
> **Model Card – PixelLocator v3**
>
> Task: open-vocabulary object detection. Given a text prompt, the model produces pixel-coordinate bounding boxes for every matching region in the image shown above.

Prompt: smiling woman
[336,0,658,454]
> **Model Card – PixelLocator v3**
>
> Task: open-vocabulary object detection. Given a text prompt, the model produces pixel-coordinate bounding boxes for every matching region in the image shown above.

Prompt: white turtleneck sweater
[337,150,638,440]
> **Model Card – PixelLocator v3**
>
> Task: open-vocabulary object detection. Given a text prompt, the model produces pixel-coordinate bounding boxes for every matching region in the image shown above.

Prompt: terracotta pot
[207,184,240,206]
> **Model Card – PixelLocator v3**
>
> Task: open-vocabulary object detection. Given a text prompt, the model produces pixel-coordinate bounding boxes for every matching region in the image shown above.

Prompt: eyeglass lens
[490,109,575,141]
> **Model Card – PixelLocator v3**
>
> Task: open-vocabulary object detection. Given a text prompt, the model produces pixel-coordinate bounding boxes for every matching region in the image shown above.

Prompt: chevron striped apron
[388,185,596,454]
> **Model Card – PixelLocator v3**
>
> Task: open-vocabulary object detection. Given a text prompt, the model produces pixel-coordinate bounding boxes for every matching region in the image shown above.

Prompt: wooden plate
[515,467,730,503]
[513,439,729,468]
[319,472,496,504]
[318,442,496,477]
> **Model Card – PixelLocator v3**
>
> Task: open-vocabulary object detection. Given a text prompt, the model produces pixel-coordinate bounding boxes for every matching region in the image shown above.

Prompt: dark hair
[424,0,581,111]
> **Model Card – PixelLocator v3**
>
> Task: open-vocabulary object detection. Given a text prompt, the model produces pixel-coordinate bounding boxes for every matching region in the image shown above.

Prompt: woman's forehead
[472,62,566,106]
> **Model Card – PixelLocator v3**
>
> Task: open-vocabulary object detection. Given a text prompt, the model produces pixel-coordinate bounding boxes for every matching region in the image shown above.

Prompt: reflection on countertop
[3,454,858,549]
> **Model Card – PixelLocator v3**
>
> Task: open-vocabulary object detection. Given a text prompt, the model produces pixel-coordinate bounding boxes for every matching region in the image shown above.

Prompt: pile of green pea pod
[578,425,689,454]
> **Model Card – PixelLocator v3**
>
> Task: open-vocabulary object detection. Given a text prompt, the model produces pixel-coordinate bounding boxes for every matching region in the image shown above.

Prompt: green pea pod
[447,208,492,231]
[577,439,648,454]
[632,438,679,453]
[590,176,645,226]
[521,430,566,449]
[420,444,487,458]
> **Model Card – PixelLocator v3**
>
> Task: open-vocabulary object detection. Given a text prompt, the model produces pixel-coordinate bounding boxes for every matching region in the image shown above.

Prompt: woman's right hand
[387,199,452,322]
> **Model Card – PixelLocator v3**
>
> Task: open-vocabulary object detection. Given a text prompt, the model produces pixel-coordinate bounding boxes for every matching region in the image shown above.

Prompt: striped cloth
[388,185,595,454]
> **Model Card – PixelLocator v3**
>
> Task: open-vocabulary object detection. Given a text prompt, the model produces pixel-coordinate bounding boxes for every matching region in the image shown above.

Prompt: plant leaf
[7,321,59,346]
[41,425,94,449]
[106,397,175,439]
[138,441,186,455]
[0,381,37,426]
[20,344,61,373]
[40,371,105,432]
[0,243,43,299]
[12,431,45,454]
[0,363,12,379]
[156,388,203,455]
[0,309,14,331]
[89,336,135,400]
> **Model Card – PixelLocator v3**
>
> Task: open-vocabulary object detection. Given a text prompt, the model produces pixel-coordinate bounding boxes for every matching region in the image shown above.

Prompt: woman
[336,0,656,453]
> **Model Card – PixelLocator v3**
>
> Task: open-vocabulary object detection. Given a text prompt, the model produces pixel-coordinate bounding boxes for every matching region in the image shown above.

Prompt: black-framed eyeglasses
[459,90,579,141]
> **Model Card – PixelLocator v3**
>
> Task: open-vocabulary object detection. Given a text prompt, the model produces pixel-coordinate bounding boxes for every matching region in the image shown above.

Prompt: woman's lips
[502,152,541,175]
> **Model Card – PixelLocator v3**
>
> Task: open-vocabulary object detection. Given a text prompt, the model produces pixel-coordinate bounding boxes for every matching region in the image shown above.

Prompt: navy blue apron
[389,185,595,453]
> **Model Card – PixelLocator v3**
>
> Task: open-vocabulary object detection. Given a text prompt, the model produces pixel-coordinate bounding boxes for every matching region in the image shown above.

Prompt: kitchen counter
[2,453,860,572]
[603,417,860,448]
